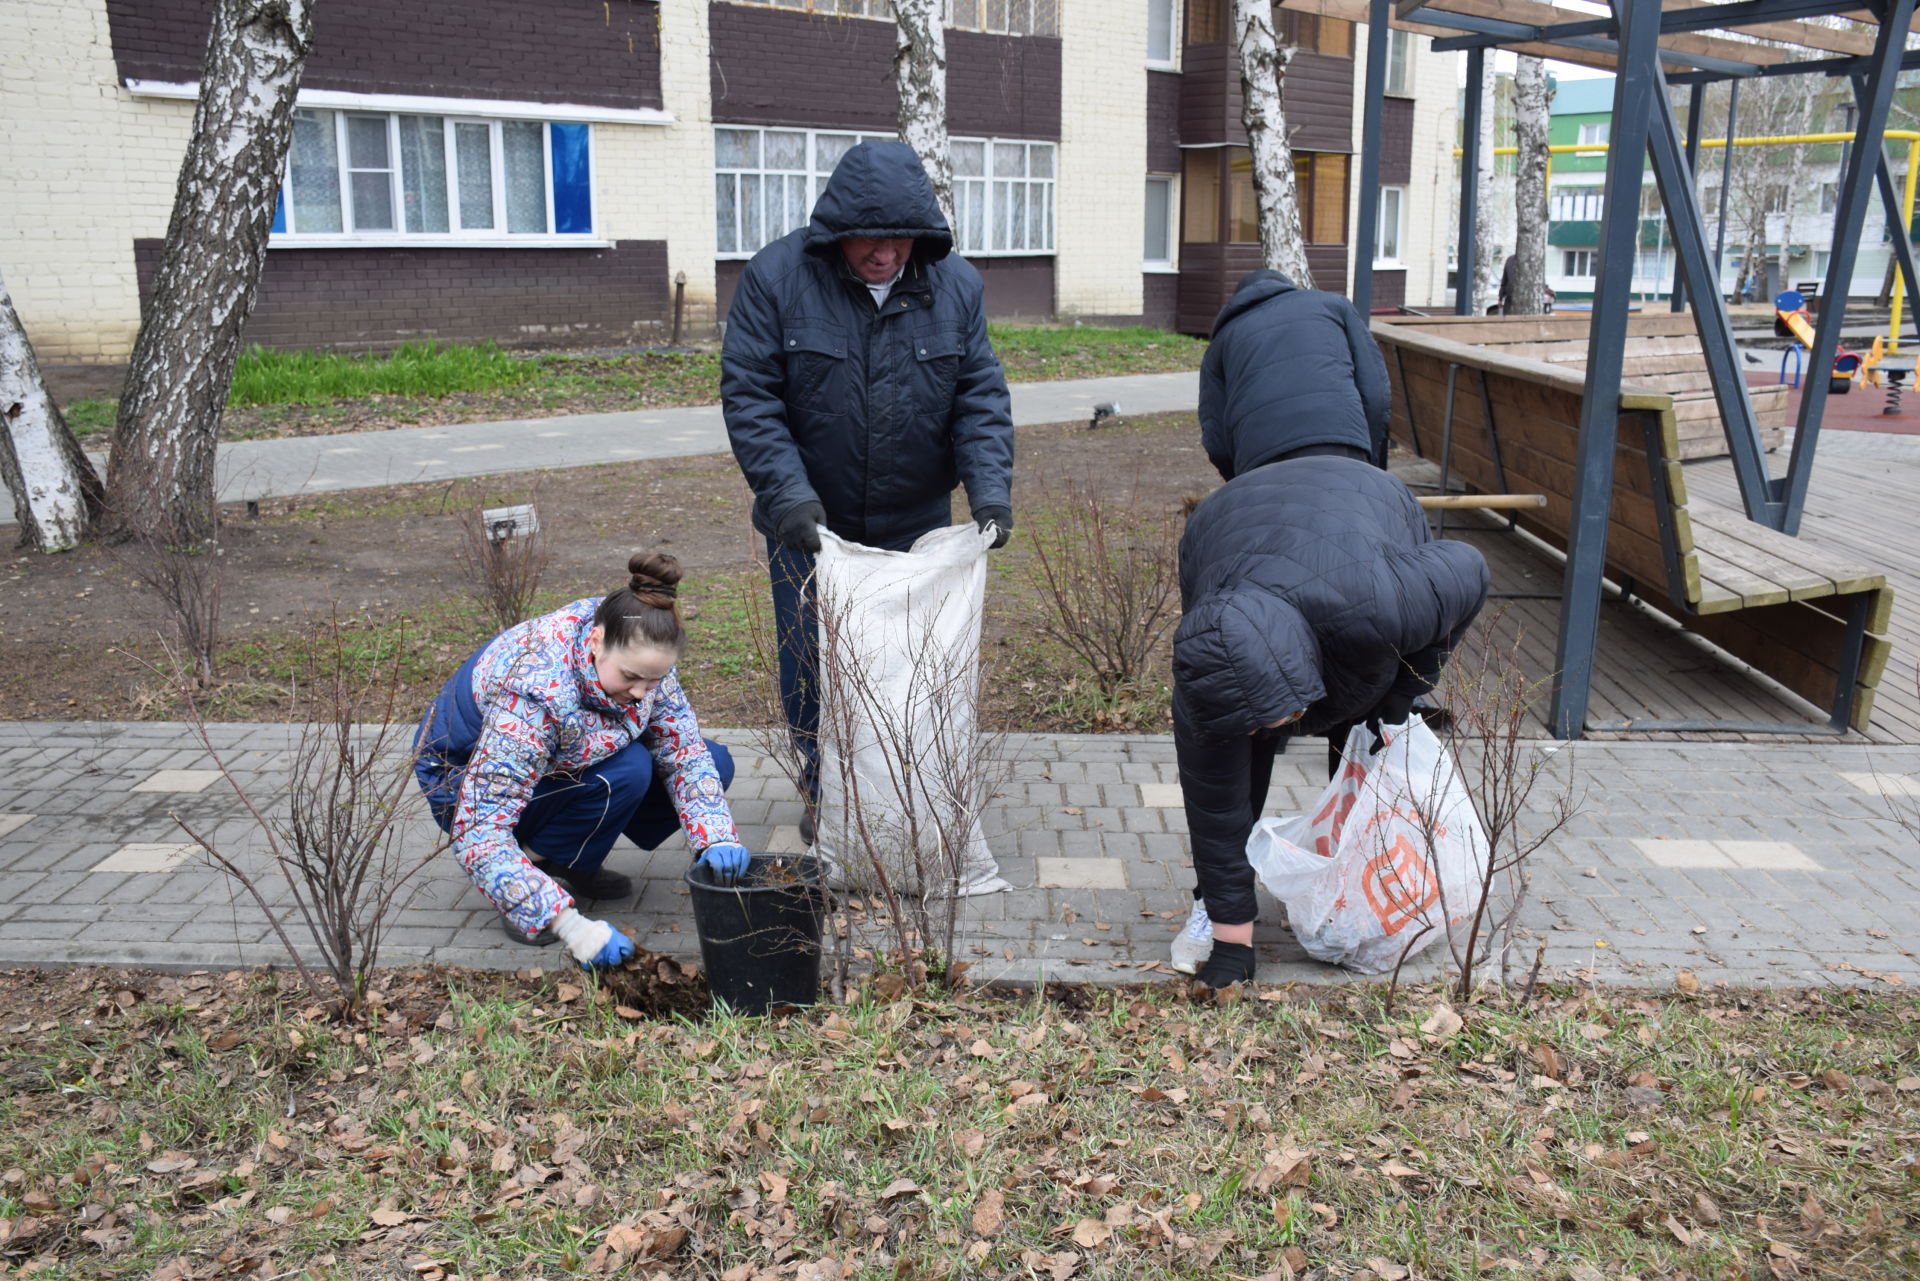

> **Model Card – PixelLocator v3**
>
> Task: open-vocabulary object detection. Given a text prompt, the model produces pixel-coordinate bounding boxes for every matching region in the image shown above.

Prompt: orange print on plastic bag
[1360,832,1441,935]
[1311,760,1368,857]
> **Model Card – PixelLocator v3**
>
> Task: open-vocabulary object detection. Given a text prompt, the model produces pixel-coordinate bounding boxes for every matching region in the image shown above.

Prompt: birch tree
[1509,55,1552,314]
[104,0,315,544]
[1232,0,1314,285]
[894,0,955,229]
[1472,69,1501,313]
[0,272,104,552]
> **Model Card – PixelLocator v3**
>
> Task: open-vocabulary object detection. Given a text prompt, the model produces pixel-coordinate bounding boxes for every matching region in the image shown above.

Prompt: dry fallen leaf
[1675,970,1700,995]
[1419,1005,1464,1038]
[1070,1218,1111,1248]
[879,1178,923,1203]
[972,1189,1005,1237]
[369,1209,411,1227]
[955,1129,987,1159]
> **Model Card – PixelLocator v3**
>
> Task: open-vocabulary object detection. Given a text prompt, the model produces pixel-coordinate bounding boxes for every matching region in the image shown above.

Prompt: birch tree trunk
[894,0,955,230]
[1232,0,1314,286]
[103,0,315,544]
[1509,56,1552,315]
[0,272,104,552]
[1472,70,1501,312]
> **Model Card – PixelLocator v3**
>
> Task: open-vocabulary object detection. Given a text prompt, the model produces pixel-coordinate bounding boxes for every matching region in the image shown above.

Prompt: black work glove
[1196,941,1257,989]
[776,501,827,555]
[973,505,1013,550]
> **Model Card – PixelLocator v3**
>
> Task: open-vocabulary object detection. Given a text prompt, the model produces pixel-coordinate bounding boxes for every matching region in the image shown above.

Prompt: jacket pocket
[782,324,850,411]
[911,327,964,412]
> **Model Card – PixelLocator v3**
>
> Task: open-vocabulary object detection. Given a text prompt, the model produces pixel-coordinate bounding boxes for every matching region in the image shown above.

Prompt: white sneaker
[1169,899,1214,975]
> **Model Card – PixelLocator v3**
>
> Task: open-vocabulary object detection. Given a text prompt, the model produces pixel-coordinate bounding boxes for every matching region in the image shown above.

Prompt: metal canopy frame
[1347,0,1918,738]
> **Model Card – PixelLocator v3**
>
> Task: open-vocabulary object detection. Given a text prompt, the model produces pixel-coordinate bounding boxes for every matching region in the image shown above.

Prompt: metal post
[1859,77,1920,355]
[1352,0,1392,313]
[1672,82,1704,312]
[1714,79,1738,302]
[1456,45,1484,314]
[1549,0,1662,741]
[1781,0,1918,535]
[1646,67,1775,523]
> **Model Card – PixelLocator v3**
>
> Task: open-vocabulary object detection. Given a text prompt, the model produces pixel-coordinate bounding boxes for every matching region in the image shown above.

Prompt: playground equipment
[1774,290,1861,394]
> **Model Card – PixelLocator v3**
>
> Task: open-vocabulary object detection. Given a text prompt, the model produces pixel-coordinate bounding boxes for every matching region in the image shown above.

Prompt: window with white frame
[1375,185,1405,264]
[1147,0,1177,67]
[954,138,1055,253]
[1562,249,1595,276]
[1144,175,1174,267]
[1384,27,1412,96]
[948,0,1060,36]
[1576,121,1609,149]
[273,107,593,240]
[713,126,1056,257]
[1549,187,1603,221]
[1634,248,1670,280]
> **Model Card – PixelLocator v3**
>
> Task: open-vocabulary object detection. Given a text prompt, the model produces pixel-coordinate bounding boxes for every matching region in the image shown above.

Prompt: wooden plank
[1687,503,1890,598]
[1687,527,1808,608]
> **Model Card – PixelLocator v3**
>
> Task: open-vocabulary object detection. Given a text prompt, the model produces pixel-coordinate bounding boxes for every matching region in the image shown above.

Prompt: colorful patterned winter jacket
[414,599,738,936]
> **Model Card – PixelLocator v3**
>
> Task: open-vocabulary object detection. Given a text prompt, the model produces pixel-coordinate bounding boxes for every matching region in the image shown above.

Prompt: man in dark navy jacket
[721,140,1015,829]
[1168,457,1488,987]
[1198,269,1392,476]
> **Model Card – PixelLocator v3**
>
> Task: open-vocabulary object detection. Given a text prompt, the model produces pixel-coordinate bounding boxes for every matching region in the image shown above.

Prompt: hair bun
[627,550,684,595]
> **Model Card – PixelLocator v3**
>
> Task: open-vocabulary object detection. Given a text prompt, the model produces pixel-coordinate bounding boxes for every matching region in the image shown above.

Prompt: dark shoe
[529,856,633,903]
[502,915,558,947]
[799,811,816,847]
[1195,941,1257,989]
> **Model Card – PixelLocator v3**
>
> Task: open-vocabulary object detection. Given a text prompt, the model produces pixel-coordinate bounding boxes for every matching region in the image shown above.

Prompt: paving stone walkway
[3,721,1916,990]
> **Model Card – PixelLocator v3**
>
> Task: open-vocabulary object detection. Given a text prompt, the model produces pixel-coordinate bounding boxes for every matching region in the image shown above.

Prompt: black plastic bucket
[684,855,828,1015]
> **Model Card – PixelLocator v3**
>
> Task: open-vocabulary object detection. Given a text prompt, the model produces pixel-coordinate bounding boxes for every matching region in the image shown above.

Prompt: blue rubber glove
[552,909,634,970]
[698,842,751,883]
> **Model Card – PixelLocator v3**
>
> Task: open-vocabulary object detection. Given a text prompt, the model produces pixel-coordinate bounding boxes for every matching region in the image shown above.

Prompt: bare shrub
[1434,621,1581,1000]
[455,488,551,630]
[170,615,445,1018]
[746,545,1010,993]
[1022,473,1181,702]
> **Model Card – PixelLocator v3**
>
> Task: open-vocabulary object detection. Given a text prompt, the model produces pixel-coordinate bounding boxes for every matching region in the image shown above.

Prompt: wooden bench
[1379,312,1790,461]
[1373,319,1894,734]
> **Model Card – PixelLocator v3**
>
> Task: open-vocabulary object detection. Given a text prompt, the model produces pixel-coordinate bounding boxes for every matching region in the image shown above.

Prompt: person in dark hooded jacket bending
[1198,269,1392,477]
[721,140,1015,833]
[1168,457,1489,987]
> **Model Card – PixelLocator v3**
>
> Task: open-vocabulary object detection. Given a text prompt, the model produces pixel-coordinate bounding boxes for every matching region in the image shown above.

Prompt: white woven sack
[813,523,1007,896]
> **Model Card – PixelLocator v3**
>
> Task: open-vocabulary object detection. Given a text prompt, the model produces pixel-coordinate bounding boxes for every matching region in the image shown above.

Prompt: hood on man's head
[1172,591,1325,739]
[1210,268,1299,337]
[803,140,953,265]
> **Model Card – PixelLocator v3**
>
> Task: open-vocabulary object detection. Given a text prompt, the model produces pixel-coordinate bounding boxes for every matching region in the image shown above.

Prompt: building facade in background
[2,0,1459,370]
[1545,75,1909,304]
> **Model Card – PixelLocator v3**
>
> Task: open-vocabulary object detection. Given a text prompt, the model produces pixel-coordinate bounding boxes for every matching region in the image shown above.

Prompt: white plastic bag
[1245,719,1489,973]
[813,523,1007,896]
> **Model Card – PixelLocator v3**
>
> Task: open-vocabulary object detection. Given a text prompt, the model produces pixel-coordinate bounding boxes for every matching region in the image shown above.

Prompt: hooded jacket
[1197,270,1392,479]
[1172,457,1489,925]
[721,140,1015,552]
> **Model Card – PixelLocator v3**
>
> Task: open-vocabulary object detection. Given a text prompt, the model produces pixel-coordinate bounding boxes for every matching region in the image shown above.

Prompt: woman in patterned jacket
[414,552,749,968]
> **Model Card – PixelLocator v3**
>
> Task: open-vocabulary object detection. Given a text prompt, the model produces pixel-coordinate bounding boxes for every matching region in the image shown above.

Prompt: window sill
[127,79,674,127]
[1143,263,1179,274]
[1146,59,1179,72]
[271,235,612,250]
[1371,260,1406,271]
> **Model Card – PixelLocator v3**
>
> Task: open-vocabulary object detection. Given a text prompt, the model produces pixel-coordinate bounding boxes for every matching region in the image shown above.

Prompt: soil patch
[2,413,1216,731]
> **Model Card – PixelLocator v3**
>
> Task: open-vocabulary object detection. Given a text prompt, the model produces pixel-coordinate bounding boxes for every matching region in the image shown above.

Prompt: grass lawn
[61,325,1207,444]
[2,966,1914,1279]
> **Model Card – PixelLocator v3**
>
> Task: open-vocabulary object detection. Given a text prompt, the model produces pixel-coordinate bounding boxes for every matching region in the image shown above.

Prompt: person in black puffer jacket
[722,140,1015,827]
[1198,269,1393,477]
[1169,457,1489,988]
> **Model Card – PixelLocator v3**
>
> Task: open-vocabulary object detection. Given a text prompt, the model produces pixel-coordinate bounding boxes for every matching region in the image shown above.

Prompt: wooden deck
[1400,439,1919,744]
